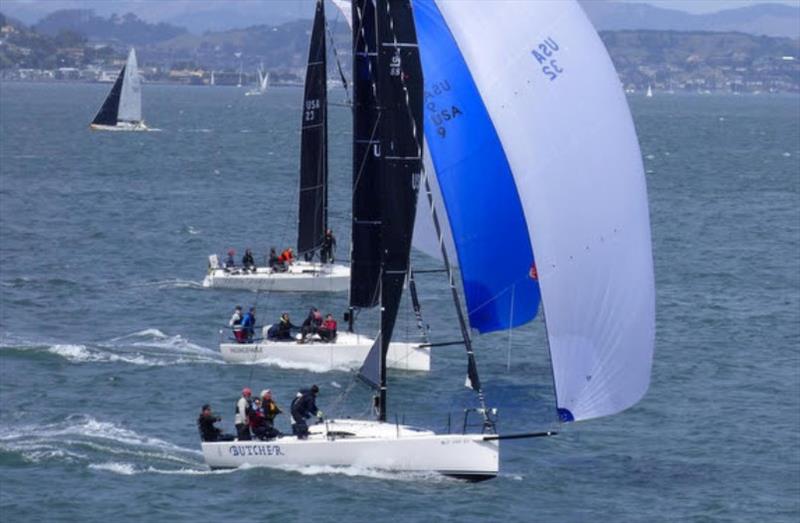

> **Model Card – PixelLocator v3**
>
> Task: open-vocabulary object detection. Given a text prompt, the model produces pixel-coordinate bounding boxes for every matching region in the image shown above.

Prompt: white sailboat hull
[201,419,498,481]
[203,260,350,292]
[90,121,150,132]
[220,330,430,372]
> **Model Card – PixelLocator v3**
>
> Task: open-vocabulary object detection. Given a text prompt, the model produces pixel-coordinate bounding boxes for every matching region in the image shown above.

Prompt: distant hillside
[601,30,799,92]
[141,18,351,71]
[581,1,800,39]
[33,9,186,46]
[2,0,798,37]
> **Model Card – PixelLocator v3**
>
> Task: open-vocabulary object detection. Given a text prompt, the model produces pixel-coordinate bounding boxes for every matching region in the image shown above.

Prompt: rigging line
[381,0,492,430]
[507,284,515,372]
[326,17,352,105]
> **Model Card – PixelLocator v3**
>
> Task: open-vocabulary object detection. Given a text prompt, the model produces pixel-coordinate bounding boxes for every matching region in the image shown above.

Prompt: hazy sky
[626,0,799,13]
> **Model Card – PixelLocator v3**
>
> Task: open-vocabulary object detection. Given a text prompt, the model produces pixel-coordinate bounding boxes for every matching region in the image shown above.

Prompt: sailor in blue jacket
[290,385,322,439]
[241,307,256,342]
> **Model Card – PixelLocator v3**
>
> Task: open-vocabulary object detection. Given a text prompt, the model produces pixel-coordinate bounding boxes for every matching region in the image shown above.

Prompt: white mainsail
[421,0,655,422]
[118,48,142,123]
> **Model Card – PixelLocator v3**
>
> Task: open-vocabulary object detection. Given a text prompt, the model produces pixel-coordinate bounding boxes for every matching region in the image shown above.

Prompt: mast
[297,0,329,258]
[356,0,423,422]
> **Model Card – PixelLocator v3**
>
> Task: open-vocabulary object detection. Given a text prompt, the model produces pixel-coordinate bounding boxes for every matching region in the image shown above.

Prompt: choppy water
[0,82,798,522]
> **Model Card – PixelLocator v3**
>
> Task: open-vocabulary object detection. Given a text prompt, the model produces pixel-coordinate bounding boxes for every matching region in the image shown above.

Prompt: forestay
[421,0,655,422]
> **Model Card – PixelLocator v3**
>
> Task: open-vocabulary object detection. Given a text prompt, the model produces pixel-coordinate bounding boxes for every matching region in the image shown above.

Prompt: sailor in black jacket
[290,385,322,439]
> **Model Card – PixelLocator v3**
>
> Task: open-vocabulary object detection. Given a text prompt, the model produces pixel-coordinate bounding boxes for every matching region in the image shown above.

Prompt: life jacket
[323,319,337,331]
[279,249,293,263]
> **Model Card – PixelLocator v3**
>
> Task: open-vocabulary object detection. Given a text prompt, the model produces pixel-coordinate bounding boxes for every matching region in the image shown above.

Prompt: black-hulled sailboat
[90,48,148,131]
[204,0,350,293]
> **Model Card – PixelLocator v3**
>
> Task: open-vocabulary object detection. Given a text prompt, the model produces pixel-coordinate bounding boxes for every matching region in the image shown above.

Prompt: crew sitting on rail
[299,307,323,342]
[268,247,283,272]
[242,248,256,272]
[267,313,298,341]
[252,389,282,440]
[318,313,337,342]
[224,249,236,270]
[278,247,294,268]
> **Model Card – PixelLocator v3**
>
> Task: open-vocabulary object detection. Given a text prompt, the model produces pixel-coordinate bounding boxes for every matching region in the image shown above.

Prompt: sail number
[305,99,321,121]
[531,37,562,81]
[424,80,463,139]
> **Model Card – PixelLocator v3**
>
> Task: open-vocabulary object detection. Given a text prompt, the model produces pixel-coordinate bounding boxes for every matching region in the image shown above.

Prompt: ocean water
[0,82,798,522]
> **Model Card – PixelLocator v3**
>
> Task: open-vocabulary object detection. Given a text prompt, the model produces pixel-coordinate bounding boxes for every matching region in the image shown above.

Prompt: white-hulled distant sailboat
[204,1,349,292]
[202,0,654,481]
[90,48,148,131]
[245,67,270,96]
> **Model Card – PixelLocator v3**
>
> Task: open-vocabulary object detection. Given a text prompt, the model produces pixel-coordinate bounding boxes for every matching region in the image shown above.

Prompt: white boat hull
[201,419,498,481]
[90,121,150,132]
[203,261,349,292]
[220,329,430,372]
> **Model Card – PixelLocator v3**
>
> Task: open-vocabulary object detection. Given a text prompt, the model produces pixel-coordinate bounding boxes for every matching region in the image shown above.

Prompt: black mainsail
[297,0,329,257]
[356,0,423,421]
[91,66,125,126]
[349,0,382,308]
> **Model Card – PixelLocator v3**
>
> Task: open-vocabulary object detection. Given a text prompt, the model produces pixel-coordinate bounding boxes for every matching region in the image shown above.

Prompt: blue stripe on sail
[414,0,540,333]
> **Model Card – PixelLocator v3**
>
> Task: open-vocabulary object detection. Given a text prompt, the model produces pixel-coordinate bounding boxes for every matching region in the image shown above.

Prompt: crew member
[300,307,323,342]
[234,387,253,440]
[318,313,337,342]
[241,307,257,342]
[278,247,294,268]
[320,229,336,264]
[242,248,256,272]
[268,313,297,341]
[258,389,282,440]
[229,305,244,343]
[291,384,322,439]
[225,249,236,269]
[197,404,233,442]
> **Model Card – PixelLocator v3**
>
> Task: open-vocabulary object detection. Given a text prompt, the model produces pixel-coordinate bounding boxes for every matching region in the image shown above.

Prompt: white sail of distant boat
[646,84,653,97]
[245,66,269,96]
[202,0,654,481]
[90,48,149,131]
[210,71,215,86]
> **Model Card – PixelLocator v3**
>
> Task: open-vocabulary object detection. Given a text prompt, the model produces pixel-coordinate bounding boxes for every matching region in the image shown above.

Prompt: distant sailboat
[90,48,148,131]
[204,0,350,293]
[646,84,653,98]
[245,66,269,96]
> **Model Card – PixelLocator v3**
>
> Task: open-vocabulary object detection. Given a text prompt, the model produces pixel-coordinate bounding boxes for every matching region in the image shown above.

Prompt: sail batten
[298,0,329,257]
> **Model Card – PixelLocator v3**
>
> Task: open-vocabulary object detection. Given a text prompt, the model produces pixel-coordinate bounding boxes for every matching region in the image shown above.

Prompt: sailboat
[90,48,148,131]
[204,2,350,293]
[202,0,654,480]
[646,84,653,98]
[245,67,270,96]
